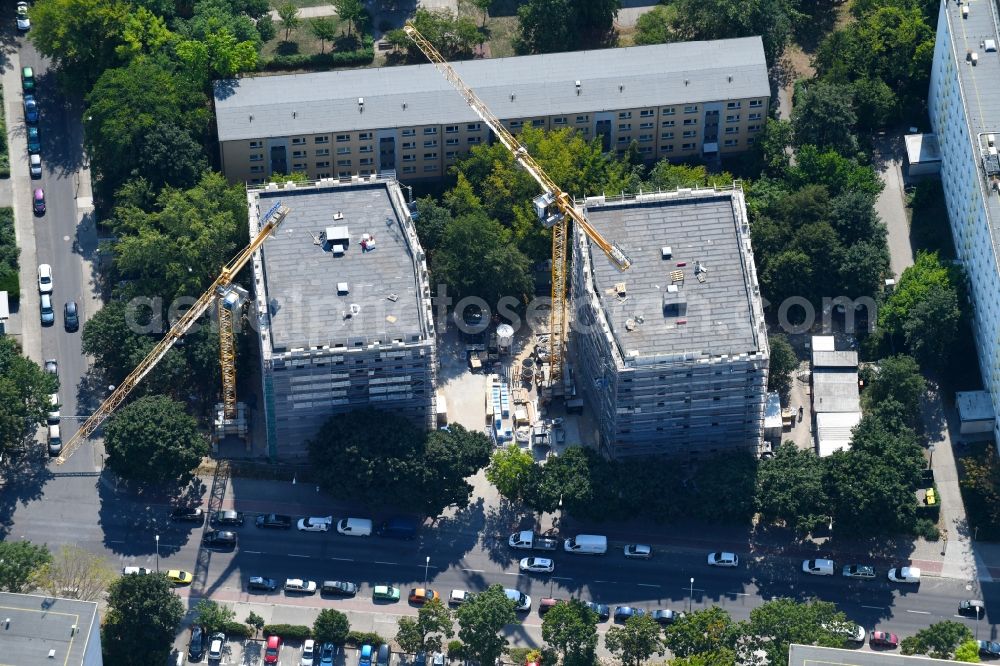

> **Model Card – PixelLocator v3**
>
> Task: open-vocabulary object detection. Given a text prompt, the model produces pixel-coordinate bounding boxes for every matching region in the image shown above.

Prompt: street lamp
[688,577,694,613]
[154,535,160,573]
[424,556,430,587]
[928,444,936,469]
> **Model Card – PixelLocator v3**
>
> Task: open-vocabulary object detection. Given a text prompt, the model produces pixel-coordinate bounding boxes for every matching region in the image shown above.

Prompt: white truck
[508,530,559,551]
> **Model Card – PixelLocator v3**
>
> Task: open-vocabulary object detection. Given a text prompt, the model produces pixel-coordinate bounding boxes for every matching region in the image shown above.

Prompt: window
[509,120,523,129]
[402,141,415,149]
[402,166,416,174]
[337,159,352,167]
[617,135,631,143]
[316,160,330,168]
[724,139,738,147]
[446,150,458,159]
[315,148,330,157]
[683,105,698,113]
[682,130,696,138]
[250,165,264,173]
[640,109,654,117]
[423,140,438,148]
[356,132,370,141]
[336,134,350,142]
[466,123,481,131]
[338,171,351,178]
[553,117,567,125]
[618,111,632,119]
[531,119,545,127]
[726,101,741,109]
[291,137,306,145]
[446,138,459,146]
[359,157,373,166]
[423,164,437,172]
[662,107,675,115]
[662,120,675,128]
[618,123,632,131]
[423,152,438,159]
[249,140,262,149]
[317,172,331,179]
[683,118,697,126]
[748,112,762,121]
[663,144,674,153]
[292,150,306,158]
[661,132,674,140]
[292,162,306,170]
[749,99,763,108]
[315,135,329,144]
[359,169,372,176]
[638,146,653,154]
[639,134,653,143]
[575,115,589,123]
[402,154,415,162]
[747,137,756,146]
[748,124,762,133]
[726,114,740,123]
[250,153,263,162]
[682,142,696,150]
[401,128,415,137]
[359,145,373,154]
[336,147,351,155]
[468,136,482,145]
[639,121,654,129]
[445,125,459,133]
[423,127,437,135]
[724,126,738,135]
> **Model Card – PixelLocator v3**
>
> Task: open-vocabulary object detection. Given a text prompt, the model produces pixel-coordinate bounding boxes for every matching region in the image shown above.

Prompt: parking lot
[176,640,417,666]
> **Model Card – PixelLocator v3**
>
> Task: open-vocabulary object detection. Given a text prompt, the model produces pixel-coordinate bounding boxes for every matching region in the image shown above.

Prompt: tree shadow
[0,448,54,539]
[793,3,839,53]
[275,41,301,56]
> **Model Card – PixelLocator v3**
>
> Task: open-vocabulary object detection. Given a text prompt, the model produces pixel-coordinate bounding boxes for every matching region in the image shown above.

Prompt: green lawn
[956,441,1000,542]
[270,0,333,9]
[264,17,363,58]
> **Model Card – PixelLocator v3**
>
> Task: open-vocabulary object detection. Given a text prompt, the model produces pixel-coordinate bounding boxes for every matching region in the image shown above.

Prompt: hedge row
[0,207,18,295]
[346,631,385,647]
[263,624,312,640]
[222,622,253,639]
[260,38,374,72]
[0,87,8,178]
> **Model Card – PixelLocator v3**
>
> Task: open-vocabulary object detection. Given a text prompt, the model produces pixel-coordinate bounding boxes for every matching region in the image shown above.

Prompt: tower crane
[55,202,291,464]
[403,24,631,387]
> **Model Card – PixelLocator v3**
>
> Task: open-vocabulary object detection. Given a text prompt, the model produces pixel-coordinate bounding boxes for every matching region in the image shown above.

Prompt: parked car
[44,358,57,375]
[47,393,59,423]
[373,584,400,601]
[376,644,390,666]
[301,639,316,666]
[264,635,282,665]
[211,510,245,526]
[538,598,565,614]
[650,609,684,625]
[170,506,204,523]
[408,588,440,604]
[37,263,52,293]
[62,301,79,331]
[202,530,237,548]
[960,600,986,618]
[284,578,317,594]
[321,580,357,596]
[166,570,194,586]
[21,66,34,92]
[504,588,531,611]
[449,589,473,605]
[248,576,278,592]
[869,631,899,648]
[30,187,44,215]
[586,601,610,622]
[707,551,739,567]
[29,153,41,178]
[297,516,333,532]
[256,513,293,529]
[121,566,152,575]
[358,644,373,666]
[23,95,38,123]
[887,566,921,584]
[207,632,225,662]
[614,606,646,622]
[623,544,652,559]
[979,640,1000,657]
[319,642,336,666]
[519,557,555,573]
[40,293,54,325]
[16,2,30,31]
[27,125,40,154]
[188,625,206,661]
[802,559,835,576]
[842,564,876,579]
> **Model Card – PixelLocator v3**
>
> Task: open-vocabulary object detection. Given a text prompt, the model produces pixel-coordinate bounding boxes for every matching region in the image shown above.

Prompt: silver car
[624,544,652,559]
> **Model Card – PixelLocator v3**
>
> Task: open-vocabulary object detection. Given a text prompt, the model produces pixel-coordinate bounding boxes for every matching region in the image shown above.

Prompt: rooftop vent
[337,282,349,294]
[619,84,624,92]
[987,39,998,52]
[358,97,364,112]
[575,80,581,95]
[293,111,297,118]
[661,246,672,260]
[511,93,516,101]
[728,75,733,82]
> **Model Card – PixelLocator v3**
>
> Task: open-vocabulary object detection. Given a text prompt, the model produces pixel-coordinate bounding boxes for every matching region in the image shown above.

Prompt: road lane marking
[906,610,931,615]
[242,550,262,554]
[461,568,484,573]
[732,592,750,596]
[552,576,573,581]
[681,587,707,593]
[595,580,617,584]
[374,561,398,566]
[502,571,522,576]
[637,583,660,588]
[288,554,308,558]
[331,557,354,562]
[862,605,883,610]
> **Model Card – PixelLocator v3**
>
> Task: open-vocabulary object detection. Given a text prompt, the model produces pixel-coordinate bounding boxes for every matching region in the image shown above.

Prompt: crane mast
[403,24,630,385]
[55,204,290,464]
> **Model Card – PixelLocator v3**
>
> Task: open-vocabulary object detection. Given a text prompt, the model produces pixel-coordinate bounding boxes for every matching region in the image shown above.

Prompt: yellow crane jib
[55,204,291,464]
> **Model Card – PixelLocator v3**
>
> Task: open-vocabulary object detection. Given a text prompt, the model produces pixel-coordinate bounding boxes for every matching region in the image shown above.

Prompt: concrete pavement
[875,137,915,279]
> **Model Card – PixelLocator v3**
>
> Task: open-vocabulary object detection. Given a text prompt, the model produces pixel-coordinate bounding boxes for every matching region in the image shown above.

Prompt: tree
[516,0,620,53]
[788,145,883,197]
[103,573,184,665]
[310,17,338,53]
[175,29,259,83]
[852,77,897,132]
[903,283,961,371]
[132,122,209,192]
[791,81,859,155]
[837,239,890,301]
[665,0,797,66]
[396,599,454,653]
[456,584,517,666]
[955,639,982,663]
[314,609,351,644]
[879,251,958,340]
[756,446,830,535]
[767,335,798,397]
[645,161,733,191]
[277,2,299,40]
[604,614,664,666]
[634,5,676,45]
[104,395,208,486]
[332,0,365,37]
[486,444,536,503]
[0,337,58,455]
[246,611,265,638]
[739,599,849,666]
[389,8,480,60]
[193,599,236,634]
[542,599,599,666]
[0,541,51,593]
[470,0,490,27]
[900,621,972,659]
[862,355,926,418]
[663,608,735,658]
[760,250,813,311]
[36,545,115,601]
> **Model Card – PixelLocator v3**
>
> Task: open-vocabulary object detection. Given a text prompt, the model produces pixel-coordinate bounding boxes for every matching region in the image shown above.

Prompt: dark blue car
[23,95,38,124]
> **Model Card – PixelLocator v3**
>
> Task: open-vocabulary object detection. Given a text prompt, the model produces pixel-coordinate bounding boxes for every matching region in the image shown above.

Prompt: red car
[870,631,899,648]
[264,635,282,664]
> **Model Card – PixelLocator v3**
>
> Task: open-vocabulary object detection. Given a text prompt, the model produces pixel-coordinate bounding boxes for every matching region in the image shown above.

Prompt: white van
[563,534,607,555]
[336,517,373,536]
[47,423,62,456]
[802,558,834,576]
[47,393,60,423]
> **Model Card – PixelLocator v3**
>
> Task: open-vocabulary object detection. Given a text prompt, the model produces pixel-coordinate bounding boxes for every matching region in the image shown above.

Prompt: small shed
[904,133,942,177]
[815,411,862,457]
[956,390,996,439]
[764,392,782,443]
[811,335,836,352]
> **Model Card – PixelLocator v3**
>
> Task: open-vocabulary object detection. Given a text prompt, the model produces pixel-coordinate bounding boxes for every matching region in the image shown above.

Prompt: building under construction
[248,177,437,459]
[571,186,769,459]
